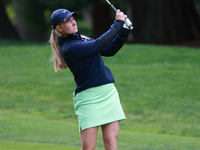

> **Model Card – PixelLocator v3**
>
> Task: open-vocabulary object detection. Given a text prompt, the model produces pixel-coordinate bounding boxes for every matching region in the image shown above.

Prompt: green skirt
[73,83,126,132]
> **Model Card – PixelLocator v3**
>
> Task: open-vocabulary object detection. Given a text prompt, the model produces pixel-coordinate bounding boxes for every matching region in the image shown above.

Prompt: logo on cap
[63,10,67,13]
[63,18,67,22]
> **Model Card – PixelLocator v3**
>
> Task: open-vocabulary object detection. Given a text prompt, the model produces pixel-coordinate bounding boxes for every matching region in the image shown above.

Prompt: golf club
[105,0,133,30]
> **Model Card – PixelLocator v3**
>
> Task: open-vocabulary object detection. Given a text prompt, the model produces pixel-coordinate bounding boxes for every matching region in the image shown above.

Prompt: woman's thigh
[101,121,120,146]
[80,126,99,150]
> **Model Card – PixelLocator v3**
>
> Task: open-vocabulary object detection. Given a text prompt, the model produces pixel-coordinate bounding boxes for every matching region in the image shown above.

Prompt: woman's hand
[115,9,126,22]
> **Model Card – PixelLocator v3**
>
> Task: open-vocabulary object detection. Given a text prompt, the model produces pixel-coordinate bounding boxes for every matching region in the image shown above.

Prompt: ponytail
[49,29,67,72]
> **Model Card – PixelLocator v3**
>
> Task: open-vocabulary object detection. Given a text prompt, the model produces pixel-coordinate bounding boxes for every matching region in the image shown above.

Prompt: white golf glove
[123,16,133,30]
[123,22,130,29]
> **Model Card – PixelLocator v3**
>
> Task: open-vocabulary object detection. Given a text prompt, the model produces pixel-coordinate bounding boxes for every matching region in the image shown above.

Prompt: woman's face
[57,16,78,36]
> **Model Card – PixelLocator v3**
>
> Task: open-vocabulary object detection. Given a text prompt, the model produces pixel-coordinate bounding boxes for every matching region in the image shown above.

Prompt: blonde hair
[50,29,67,72]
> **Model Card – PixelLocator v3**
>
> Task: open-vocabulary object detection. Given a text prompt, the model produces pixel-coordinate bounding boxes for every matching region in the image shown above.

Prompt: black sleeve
[96,20,124,50]
[100,28,129,57]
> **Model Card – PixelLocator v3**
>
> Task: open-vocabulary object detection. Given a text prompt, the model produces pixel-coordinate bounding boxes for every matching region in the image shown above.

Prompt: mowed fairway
[0,40,200,150]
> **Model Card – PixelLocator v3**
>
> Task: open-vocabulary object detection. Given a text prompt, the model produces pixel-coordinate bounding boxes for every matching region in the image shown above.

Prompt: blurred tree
[0,0,19,39]
[12,0,86,41]
[9,0,128,41]
[92,0,129,38]
[6,0,200,45]
[194,0,200,12]
[92,0,112,38]
[13,0,48,41]
[131,0,200,44]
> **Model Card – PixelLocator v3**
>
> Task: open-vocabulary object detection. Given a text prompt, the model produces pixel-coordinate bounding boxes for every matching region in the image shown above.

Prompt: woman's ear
[56,25,62,32]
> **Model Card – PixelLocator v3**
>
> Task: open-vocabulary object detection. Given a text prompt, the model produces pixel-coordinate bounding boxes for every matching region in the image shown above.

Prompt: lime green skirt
[73,83,126,132]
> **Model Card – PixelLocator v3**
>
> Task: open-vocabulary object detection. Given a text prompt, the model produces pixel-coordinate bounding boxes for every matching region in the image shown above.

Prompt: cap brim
[64,12,79,22]
[72,12,79,17]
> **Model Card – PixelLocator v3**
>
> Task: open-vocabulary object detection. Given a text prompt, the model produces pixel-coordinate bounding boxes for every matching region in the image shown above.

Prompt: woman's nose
[72,20,76,26]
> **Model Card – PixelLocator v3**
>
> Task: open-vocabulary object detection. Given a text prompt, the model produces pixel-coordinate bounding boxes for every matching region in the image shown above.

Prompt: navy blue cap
[51,9,78,28]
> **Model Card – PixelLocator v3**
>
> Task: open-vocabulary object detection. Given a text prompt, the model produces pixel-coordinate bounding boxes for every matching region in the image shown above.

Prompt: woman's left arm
[100,28,129,57]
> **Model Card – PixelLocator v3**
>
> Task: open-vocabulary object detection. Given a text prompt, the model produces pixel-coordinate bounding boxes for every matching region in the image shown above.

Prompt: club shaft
[106,0,117,11]
[110,4,117,12]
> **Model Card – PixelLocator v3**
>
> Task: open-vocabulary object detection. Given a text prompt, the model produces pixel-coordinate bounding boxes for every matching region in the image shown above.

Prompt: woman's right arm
[95,20,124,51]
[96,9,126,50]
[65,10,126,59]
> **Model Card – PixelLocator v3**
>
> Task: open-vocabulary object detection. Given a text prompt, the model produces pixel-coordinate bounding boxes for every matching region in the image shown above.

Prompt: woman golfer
[50,8,129,150]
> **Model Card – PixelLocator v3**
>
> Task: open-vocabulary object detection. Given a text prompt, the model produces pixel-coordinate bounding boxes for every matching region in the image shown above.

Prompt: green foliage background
[4,0,128,36]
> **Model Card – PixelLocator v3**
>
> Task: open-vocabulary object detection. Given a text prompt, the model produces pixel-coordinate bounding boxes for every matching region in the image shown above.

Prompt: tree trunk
[131,0,200,44]
[92,1,113,38]
[13,0,48,42]
[0,0,19,39]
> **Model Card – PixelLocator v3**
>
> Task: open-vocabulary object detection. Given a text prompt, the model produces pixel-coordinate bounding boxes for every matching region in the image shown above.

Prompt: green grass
[0,40,200,149]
